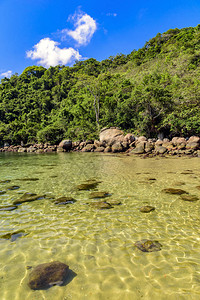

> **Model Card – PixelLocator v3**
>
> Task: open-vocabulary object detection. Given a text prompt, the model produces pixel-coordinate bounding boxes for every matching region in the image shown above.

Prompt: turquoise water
[0,152,200,299]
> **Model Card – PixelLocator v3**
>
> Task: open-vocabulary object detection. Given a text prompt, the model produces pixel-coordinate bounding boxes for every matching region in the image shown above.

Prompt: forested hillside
[1,25,200,145]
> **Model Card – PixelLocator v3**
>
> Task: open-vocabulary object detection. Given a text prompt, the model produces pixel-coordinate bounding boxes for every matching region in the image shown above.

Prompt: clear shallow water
[0,152,200,300]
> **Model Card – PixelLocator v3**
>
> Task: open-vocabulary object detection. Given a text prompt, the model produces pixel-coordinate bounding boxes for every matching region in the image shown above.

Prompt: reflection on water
[0,152,200,299]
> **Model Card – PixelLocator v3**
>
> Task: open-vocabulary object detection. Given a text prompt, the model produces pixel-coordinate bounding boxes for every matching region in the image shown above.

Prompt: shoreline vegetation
[0,25,200,146]
[1,127,200,157]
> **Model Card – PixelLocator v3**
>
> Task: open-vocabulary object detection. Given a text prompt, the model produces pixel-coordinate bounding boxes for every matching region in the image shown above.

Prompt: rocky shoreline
[0,127,200,157]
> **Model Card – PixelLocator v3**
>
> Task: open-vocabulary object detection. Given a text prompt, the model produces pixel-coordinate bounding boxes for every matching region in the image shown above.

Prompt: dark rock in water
[162,188,188,195]
[54,197,77,205]
[0,205,18,211]
[77,180,100,190]
[16,178,39,182]
[181,171,194,175]
[107,200,122,205]
[180,194,199,202]
[28,261,69,290]
[90,201,113,209]
[140,206,155,213]
[89,191,111,199]
[0,180,11,184]
[146,178,156,181]
[7,185,20,190]
[13,193,46,205]
[0,230,28,242]
[135,239,162,252]
[0,190,6,195]
[173,181,185,186]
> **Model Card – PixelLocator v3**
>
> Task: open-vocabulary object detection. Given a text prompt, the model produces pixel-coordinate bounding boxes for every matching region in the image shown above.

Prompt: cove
[0,152,200,299]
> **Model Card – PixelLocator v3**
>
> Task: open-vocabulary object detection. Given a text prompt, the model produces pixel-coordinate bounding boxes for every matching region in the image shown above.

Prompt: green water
[0,152,200,300]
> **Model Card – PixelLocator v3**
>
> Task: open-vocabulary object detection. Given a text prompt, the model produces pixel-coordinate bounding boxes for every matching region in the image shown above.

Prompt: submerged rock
[173,181,185,186]
[107,200,122,205]
[16,178,39,182]
[140,206,155,213]
[54,197,77,205]
[0,230,27,241]
[28,261,69,290]
[89,191,111,199]
[0,190,6,195]
[162,188,188,195]
[90,201,113,209]
[0,180,11,184]
[180,194,199,202]
[77,180,100,190]
[0,205,18,211]
[13,193,46,205]
[135,239,162,252]
[7,185,20,190]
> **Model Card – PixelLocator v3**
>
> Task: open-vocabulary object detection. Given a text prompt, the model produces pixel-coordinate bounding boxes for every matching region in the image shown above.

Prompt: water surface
[0,152,200,300]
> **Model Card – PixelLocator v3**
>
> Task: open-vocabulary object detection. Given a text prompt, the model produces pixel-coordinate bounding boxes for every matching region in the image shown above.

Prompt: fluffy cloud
[26,38,81,67]
[61,12,97,46]
[0,70,12,78]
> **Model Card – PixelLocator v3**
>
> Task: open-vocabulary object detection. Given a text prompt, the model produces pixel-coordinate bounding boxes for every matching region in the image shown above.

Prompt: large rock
[112,143,124,153]
[131,142,145,154]
[188,136,200,144]
[58,140,72,151]
[145,142,154,153]
[124,133,135,144]
[155,146,167,154]
[99,127,125,146]
[28,261,69,290]
[94,146,105,152]
[186,142,199,150]
[136,136,147,143]
[82,144,95,152]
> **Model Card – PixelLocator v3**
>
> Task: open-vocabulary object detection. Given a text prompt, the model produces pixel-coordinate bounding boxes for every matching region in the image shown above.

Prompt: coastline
[1,127,200,158]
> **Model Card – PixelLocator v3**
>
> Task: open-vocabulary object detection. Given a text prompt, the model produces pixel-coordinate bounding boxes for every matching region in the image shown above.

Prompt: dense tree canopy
[0,25,200,145]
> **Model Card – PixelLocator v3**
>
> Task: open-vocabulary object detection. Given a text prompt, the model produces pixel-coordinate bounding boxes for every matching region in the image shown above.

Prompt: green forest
[1,25,200,145]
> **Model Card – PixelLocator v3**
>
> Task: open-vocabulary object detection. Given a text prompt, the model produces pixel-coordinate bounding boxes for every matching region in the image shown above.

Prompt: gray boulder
[99,127,125,146]
[58,140,72,151]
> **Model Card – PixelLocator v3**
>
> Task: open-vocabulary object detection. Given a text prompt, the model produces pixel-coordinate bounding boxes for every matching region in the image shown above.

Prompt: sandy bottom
[0,153,200,300]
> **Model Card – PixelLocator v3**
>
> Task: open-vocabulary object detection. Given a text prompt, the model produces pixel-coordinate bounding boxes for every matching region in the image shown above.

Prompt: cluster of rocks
[0,127,199,156]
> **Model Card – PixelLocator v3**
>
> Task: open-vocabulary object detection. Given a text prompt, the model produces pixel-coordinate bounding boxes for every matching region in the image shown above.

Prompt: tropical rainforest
[0,25,200,145]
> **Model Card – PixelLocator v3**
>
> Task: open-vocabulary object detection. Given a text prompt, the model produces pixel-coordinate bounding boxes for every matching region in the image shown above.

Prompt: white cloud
[61,12,97,46]
[106,13,117,17]
[26,38,81,67]
[0,70,12,78]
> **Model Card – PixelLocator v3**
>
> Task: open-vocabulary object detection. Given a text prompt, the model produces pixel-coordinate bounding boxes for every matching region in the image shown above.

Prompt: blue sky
[1,0,200,77]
